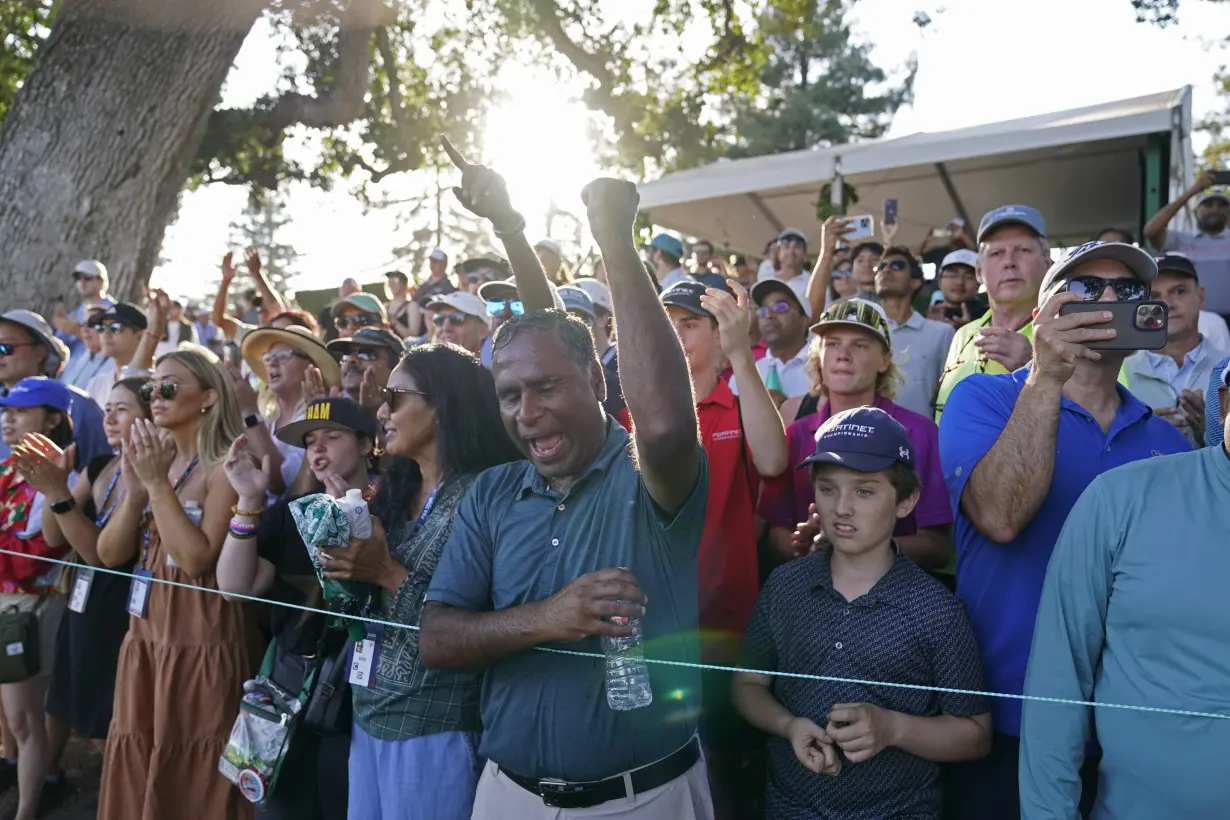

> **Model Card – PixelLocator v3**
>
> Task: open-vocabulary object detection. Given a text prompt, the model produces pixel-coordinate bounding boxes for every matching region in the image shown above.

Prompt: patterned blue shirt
[1205,355,1229,449]
[741,545,988,820]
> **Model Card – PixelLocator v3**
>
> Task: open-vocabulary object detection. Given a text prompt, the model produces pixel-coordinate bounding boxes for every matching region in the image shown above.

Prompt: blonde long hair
[156,347,244,467]
[804,334,902,400]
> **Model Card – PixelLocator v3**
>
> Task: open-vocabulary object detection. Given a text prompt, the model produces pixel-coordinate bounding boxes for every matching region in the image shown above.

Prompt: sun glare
[482,65,603,247]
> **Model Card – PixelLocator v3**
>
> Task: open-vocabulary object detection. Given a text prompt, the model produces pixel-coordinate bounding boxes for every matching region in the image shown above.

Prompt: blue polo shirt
[939,366,1189,736]
[426,420,708,781]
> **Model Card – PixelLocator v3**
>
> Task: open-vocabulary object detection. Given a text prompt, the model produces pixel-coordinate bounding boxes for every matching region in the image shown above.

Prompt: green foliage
[726,0,915,159]
[0,0,54,124]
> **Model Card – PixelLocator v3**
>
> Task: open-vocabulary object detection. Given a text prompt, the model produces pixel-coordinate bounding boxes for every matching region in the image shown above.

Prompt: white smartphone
[844,214,875,240]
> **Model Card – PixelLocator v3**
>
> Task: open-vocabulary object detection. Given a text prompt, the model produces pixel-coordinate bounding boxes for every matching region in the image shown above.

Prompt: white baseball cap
[941,249,979,271]
[424,291,488,322]
[570,277,612,313]
[73,259,107,279]
[428,248,447,262]
[534,239,562,257]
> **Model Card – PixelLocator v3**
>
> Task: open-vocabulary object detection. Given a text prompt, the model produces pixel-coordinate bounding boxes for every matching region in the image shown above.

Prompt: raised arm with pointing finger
[441,136,555,312]
[583,178,702,512]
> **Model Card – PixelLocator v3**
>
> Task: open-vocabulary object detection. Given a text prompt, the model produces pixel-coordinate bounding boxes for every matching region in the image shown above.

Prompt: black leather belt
[498,735,700,809]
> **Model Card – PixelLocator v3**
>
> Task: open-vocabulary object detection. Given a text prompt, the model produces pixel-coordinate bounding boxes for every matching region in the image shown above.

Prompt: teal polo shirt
[939,366,1190,736]
[426,420,709,781]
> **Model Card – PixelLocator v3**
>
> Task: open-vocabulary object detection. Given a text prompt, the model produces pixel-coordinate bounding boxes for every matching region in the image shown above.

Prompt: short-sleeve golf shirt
[741,545,988,819]
[695,380,760,657]
[886,311,955,418]
[938,366,1190,736]
[759,396,951,538]
[1163,229,1230,314]
[425,420,709,782]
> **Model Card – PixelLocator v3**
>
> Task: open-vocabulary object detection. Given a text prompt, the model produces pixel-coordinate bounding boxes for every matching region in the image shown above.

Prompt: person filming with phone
[937,241,1190,820]
[1144,170,1230,322]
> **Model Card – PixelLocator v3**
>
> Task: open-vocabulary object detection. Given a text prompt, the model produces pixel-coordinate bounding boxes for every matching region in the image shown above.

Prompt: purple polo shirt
[759,396,952,535]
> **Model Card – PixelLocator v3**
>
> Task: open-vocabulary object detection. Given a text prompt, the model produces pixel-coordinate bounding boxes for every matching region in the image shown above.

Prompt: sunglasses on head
[1062,276,1148,303]
[383,386,427,411]
[0,342,39,357]
[335,314,379,331]
[816,299,892,341]
[260,349,307,365]
[432,313,468,327]
[755,301,795,319]
[875,259,910,273]
[486,299,525,317]
[139,381,179,402]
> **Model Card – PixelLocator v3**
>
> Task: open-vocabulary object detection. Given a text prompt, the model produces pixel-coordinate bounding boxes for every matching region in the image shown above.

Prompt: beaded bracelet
[231,505,266,518]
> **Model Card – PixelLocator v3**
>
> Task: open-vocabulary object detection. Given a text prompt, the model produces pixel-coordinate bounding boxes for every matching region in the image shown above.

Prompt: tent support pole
[1143,133,1166,252]
[934,163,972,229]
[746,193,784,234]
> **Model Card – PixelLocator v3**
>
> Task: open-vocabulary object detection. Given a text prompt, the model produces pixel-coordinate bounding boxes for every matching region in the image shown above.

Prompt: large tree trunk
[0,0,266,310]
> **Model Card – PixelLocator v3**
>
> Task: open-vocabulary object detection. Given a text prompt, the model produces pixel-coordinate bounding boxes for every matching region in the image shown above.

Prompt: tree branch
[374,26,408,130]
[526,0,620,116]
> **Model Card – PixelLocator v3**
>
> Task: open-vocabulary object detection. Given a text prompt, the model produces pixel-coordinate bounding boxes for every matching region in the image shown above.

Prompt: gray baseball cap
[977,204,1048,243]
[0,310,70,378]
[1039,241,1158,296]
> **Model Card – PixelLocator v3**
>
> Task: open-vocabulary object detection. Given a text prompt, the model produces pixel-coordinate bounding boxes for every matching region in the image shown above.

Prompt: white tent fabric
[638,87,1193,254]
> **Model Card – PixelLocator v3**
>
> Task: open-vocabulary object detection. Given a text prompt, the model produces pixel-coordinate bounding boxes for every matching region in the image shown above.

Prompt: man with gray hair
[933,204,1050,423]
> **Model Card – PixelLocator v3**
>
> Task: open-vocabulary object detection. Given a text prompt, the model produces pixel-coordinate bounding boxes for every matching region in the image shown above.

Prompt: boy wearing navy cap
[733,406,991,820]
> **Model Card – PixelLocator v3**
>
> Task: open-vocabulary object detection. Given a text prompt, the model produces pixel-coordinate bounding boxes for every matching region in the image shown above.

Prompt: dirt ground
[0,738,103,819]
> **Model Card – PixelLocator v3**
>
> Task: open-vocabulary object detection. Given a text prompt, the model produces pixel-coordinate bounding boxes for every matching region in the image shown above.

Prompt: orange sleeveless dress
[98,520,264,820]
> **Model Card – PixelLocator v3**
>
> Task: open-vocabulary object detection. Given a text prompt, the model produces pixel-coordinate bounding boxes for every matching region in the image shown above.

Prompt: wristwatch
[244,414,261,429]
[49,497,76,515]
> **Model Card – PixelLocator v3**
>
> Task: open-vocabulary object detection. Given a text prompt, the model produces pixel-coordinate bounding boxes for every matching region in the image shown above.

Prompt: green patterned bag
[287,494,374,617]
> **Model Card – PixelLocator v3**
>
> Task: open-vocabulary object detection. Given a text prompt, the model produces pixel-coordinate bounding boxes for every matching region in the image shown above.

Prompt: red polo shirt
[720,339,767,383]
[696,380,761,662]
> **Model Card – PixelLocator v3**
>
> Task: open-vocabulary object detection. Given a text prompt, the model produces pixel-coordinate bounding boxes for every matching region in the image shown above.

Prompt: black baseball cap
[751,279,812,318]
[660,281,712,318]
[798,406,915,473]
[93,302,148,331]
[275,398,380,448]
[1155,253,1199,282]
[326,327,405,359]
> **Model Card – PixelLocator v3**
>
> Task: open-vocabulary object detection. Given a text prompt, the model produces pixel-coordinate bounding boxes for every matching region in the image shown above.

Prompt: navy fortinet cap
[977,204,1048,243]
[798,406,915,472]
[659,281,711,318]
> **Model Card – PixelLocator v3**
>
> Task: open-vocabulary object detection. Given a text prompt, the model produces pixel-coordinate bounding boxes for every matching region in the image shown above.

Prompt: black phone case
[1057,300,1168,351]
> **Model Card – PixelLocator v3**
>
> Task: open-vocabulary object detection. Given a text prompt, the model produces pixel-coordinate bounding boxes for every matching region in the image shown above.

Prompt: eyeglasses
[97,322,132,335]
[139,381,179,402]
[755,301,795,319]
[486,299,525,317]
[260,349,308,365]
[383,387,427,411]
[814,299,892,345]
[432,313,468,328]
[335,314,379,331]
[875,259,910,273]
[0,342,39,357]
[1063,276,1148,303]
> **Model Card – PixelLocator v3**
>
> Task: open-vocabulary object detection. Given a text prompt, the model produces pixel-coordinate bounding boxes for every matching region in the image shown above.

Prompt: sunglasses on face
[832,267,853,279]
[486,299,525,317]
[432,313,468,328]
[260,349,307,365]
[0,342,38,357]
[1063,276,1148,303]
[467,271,497,285]
[139,381,179,402]
[345,350,380,363]
[335,314,379,331]
[755,301,795,319]
[875,259,910,273]
[383,386,427,411]
[97,322,132,335]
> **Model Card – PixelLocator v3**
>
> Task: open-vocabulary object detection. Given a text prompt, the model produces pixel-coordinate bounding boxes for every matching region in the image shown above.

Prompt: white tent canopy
[638,87,1193,255]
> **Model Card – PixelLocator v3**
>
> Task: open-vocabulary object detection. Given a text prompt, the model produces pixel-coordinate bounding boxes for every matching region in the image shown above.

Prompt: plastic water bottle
[765,362,783,394]
[603,614,653,711]
[342,489,372,540]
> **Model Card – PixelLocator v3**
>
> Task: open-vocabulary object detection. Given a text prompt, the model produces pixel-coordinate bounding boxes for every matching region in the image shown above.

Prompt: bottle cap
[345,488,363,505]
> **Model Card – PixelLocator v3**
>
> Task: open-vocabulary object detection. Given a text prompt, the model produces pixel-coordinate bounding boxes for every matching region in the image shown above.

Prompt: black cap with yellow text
[275,398,379,448]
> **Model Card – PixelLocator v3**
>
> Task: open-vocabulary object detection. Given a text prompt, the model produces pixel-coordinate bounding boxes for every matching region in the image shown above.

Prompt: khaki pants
[471,757,714,820]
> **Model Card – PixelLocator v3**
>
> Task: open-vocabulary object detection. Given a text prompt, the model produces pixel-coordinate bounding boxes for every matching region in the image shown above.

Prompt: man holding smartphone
[938,241,1191,820]
[1144,170,1230,321]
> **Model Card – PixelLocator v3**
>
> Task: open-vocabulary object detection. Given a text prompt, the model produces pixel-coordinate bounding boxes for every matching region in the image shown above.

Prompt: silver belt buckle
[537,777,586,808]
